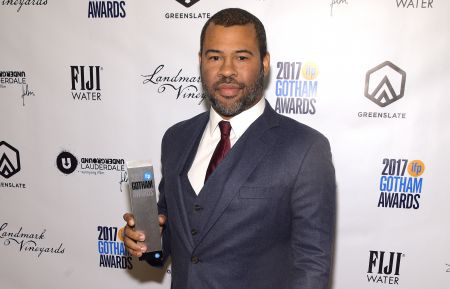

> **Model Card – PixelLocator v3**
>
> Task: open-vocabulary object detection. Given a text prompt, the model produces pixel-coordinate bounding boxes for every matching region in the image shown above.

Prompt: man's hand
[122,213,167,257]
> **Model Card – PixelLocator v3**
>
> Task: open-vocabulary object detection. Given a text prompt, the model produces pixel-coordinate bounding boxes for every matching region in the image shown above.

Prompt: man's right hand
[122,213,167,257]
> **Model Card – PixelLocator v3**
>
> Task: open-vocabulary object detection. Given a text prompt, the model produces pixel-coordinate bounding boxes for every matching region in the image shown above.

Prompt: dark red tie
[205,121,232,182]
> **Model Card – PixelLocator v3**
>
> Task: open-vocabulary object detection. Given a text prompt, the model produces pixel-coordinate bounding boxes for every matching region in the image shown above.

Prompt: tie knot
[218,121,231,138]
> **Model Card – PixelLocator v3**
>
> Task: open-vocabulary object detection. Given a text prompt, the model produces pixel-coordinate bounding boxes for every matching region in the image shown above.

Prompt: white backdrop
[1,0,449,288]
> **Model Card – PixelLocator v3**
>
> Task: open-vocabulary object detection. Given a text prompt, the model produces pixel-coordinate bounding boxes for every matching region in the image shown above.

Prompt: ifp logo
[0,141,20,179]
[175,0,200,8]
[56,151,78,174]
[364,61,406,107]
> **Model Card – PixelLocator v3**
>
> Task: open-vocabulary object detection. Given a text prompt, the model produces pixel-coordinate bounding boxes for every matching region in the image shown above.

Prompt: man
[124,8,335,289]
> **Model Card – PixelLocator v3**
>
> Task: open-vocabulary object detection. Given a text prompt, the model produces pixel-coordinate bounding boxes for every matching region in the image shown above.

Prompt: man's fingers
[123,212,135,227]
[159,214,167,226]
[123,236,147,257]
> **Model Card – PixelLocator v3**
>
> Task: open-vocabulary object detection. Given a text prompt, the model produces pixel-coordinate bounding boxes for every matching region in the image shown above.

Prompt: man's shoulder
[266,105,328,143]
[163,111,209,140]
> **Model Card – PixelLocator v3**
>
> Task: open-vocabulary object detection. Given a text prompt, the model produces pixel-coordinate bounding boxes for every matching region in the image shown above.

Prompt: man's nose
[219,58,237,78]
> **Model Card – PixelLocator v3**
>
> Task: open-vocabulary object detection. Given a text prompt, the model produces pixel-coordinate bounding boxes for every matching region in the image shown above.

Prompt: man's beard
[201,67,265,117]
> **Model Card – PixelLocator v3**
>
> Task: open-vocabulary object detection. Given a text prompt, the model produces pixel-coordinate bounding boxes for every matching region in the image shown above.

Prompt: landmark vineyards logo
[142,64,205,104]
[97,225,132,269]
[367,250,404,285]
[88,1,126,18]
[0,70,36,106]
[274,61,319,115]
[1,0,48,12]
[377,158,425,209]
[364,61,406,107]
[0,222,65,257]
[70,66,102,101]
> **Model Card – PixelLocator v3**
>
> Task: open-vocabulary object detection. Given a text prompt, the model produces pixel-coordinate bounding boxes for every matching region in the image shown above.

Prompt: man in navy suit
[124,8,336,289]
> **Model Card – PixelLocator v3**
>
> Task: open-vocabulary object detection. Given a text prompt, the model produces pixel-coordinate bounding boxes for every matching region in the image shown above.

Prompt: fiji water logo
[367,250,404,285]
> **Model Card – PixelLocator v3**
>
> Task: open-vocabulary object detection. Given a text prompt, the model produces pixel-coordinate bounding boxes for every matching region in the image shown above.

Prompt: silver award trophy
[126,161,162,256]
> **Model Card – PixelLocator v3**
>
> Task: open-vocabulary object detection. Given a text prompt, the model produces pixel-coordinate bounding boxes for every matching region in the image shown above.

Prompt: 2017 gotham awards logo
[358,61,407,119]
[0,141,26,189]
[274,61,319,115]
[70,66,102,101]
[88,1,126,18]
[377,158,425,209]
[97,225,132,269]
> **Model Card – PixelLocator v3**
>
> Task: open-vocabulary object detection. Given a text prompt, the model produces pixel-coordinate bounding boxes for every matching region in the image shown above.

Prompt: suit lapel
[193,104,280,250]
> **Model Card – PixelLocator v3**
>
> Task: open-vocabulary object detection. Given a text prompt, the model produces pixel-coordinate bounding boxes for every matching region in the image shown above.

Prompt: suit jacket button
[191,256,200,264]
[194,204,203,211]
[191,229,198,236]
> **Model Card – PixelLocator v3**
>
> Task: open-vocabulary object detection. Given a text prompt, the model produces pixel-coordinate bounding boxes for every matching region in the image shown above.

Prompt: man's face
[200,23,270,119]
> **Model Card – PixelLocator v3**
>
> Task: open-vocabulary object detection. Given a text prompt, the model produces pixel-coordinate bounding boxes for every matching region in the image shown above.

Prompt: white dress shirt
[188,97,266,194]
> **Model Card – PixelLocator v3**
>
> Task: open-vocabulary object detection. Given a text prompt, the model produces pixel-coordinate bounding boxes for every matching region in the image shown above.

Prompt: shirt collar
[208,97,266,138]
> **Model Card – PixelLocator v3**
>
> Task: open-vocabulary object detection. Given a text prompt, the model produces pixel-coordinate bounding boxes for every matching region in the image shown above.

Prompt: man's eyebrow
[204,49,223,55]
[235,50,254,55]
[204,49,255,55]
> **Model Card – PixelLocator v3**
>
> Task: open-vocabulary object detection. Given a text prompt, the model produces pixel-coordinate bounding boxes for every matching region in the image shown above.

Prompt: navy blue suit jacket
[157,101,335,289]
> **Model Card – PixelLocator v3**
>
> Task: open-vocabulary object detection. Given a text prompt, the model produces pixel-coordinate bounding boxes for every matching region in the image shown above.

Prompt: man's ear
[262,52,270,76]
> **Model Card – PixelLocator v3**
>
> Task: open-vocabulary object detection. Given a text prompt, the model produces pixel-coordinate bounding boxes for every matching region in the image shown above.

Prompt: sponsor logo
[396,0,434,8]
[56,151,78,175]
[56,150,125,191]
[0,141,20,179]
[164,0,210,20]
[365,61,406,107]
[446,263,450,272]
[0,222,65,257]
[1,0,48,12]
[142,64,205,104]
[367,250,404,285]
[0,70,36,106]
[175,0,200,8]
[0,141,26,189]
[88,1,126,18]
[97,226,132,269]
[377,158,425,209]
[330,0,349,16]
[274,61,318,115]
[70,66,102,101]
[359,61,407,119]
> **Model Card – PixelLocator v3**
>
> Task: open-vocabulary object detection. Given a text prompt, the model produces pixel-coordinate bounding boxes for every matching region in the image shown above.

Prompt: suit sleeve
[290,136,336,289]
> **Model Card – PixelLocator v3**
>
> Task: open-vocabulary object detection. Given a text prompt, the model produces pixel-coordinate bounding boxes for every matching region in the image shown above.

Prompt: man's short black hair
[200,8,267,61]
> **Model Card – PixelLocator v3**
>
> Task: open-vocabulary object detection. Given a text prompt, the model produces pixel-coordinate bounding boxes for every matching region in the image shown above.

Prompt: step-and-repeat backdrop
[1,1,449,288]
